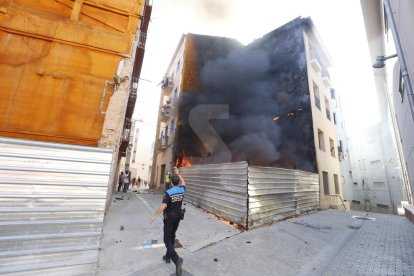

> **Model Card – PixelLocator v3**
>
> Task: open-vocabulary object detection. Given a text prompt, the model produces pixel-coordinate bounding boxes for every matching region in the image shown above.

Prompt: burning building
[152,17,343,209]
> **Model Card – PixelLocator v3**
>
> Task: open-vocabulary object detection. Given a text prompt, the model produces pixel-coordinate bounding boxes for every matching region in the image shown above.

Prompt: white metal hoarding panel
[0,137,113,275]
[248,166,319,229]
[181,162,248,228]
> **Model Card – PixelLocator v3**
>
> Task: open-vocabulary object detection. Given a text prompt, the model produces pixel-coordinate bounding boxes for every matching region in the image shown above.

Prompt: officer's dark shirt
[162,184,185,214]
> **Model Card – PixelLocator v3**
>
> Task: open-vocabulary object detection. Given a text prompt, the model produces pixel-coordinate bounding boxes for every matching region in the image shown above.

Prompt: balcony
[122,128,131,141]
[160,104,171,123]
[130,77,139,95]
[137,31,147,49]
[157,135,168,151]
[322,68,332,87]
[161,74,174,95]
[309,49,322,73]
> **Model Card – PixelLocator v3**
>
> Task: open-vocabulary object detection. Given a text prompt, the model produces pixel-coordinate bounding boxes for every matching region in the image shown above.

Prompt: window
[399,70,405,102]
[313,82,321,110]
[322,171,329,195]
[330,88,336,100]
[173,88,178,100]
[353,182,358,185]
[352,200,360,204]
[338,140,343,160]
[377,204,389,209]
[176,59,181,73]
[373,182,385,187]
[325,96,331,120]
[333,112,337,124]
[329,138,335,157]
[318,129,325,151]
[334,174,339,194]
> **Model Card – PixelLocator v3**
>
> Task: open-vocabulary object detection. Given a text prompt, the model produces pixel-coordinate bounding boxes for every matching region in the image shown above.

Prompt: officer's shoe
[162,255,171,263]
[175,257,183,276]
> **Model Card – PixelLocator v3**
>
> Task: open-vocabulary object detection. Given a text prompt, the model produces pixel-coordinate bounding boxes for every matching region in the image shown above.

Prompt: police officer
[150,167,185,276]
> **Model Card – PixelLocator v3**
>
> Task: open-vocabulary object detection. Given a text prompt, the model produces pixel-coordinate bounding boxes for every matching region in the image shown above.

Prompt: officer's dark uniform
[162,184,185,264]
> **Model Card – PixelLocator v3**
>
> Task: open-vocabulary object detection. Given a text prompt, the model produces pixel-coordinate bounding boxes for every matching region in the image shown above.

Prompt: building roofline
[164,34,186,74]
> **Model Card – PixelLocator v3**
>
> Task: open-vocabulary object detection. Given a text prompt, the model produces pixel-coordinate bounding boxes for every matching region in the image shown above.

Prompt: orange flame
[181,158,192,167]
[175,151,193,167]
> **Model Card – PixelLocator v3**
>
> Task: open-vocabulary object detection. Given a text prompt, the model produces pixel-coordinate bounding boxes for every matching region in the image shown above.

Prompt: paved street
[97,188,414,276]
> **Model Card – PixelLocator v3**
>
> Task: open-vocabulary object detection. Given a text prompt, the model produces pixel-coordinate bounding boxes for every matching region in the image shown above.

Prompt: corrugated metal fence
[182,162,248,228]
[182,162,319,230]
[248,166,319,229]
[0,137,113,275]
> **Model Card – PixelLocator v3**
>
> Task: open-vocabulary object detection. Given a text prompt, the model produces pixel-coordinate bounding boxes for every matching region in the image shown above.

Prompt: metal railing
[329,194,347,210]
[157,136,168,151]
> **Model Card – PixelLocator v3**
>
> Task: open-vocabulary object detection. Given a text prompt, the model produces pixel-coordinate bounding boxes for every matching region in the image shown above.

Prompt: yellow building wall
[304,32,343,209]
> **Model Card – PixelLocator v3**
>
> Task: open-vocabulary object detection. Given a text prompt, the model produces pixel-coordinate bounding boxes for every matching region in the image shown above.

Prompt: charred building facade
[152,18,343,208]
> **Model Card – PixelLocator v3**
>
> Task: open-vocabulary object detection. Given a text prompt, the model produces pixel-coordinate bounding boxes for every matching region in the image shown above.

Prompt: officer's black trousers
[163,216,180,264]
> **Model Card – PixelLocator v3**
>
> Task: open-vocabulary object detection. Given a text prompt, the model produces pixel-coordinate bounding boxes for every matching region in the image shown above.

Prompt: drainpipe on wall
[383,0,414,203]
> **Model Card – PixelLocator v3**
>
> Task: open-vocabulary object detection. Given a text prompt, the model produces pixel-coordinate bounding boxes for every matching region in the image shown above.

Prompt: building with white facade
[360,0,413,207]
[348,122,405,213]
[331,89,354,206]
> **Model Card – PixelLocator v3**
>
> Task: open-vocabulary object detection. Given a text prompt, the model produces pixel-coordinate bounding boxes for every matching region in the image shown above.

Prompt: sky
[133,0,381,152]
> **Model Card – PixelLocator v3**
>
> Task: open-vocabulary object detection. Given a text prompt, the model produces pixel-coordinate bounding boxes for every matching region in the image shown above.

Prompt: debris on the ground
[213,258,218,262]
[115,197,124,200]
[352,215,376,221]
[120,226,124,230]
[349,221,362,229]
[246,241,251,243]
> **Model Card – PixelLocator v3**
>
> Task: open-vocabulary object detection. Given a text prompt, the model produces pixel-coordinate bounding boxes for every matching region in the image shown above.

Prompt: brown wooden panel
[0,0,143,55]
[0,31,117,145]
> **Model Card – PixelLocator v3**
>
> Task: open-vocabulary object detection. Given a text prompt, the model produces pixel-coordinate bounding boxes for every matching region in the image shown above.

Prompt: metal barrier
[182,162,319,230]
[0,137,113,275]
[248,166,319,229]
[181,162,248,228]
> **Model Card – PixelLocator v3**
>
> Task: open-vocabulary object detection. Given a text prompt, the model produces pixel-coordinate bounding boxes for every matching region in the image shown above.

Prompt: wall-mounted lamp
[372,54,398,68]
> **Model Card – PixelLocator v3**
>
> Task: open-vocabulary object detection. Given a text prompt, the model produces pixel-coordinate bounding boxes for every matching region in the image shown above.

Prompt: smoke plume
[177,19,317,171]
